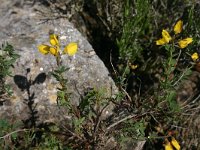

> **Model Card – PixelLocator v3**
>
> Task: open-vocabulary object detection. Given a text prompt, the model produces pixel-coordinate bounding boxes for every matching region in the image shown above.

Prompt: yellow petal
[178,38,193,49]
[174,20,183,34]
[164,141,173,150]
[156,38,167,45]
[191,52,199,62]
[129,64,138,70]
[162,30,172,43]
[64,42,78,56]
[171,137,181,150]
[38,44,50,55]
[49,34,59,46]
[50,47,59,56]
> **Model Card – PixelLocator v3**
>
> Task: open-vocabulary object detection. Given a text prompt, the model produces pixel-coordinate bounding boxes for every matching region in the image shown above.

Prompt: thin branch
[181,93,200,110]
[106,114,137,130]
[121,87,132,103]
[106,111,152,131]
[0,129,29,139]
[109,50,118,77]
[173,66,192,87]
[94,103,110,135]
[62,124,83,140]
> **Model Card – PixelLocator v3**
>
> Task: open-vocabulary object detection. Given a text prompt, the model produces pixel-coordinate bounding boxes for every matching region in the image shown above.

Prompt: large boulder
[0,0,118,125]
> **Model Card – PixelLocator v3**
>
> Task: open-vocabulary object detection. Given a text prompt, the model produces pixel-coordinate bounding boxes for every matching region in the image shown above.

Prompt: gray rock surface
[0,0,118,125]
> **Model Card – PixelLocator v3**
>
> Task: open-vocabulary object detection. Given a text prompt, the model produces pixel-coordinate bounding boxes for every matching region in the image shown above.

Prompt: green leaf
[54,66,69,74]
[167,91,176,102]
[167,91,180,112]
[11,132,18,140]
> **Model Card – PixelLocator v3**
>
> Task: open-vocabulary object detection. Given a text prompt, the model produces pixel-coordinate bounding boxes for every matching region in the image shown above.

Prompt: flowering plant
[37,33,78,105]
[38,34,78,57]
[156,20,193,49]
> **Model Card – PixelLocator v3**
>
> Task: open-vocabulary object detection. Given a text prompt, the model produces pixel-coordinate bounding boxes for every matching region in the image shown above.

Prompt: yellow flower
[64,42,78,56]
[129,63,138,70]
[156,38,167,45]
[156,30,172,45]
[50,47,59,56]
[178,38,193,49]
[38,44,50,55]
[174,20,183,34]
[164,140,173,150]
[191,52,199,62]
[38,34,60,56]
[171,137,181,150]
[49,34,59,46]
[162,30,172,43]
[38,34,78,57]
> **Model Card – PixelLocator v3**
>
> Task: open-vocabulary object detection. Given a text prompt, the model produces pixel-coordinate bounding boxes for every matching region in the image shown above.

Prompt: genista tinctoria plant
[154,20,194,150]
[37,34,117,149]
[38,33,78,106]
[155,20,193,89]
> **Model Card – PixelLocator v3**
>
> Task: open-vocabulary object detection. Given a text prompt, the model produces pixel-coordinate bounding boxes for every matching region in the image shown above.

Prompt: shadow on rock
[14,68,46,128]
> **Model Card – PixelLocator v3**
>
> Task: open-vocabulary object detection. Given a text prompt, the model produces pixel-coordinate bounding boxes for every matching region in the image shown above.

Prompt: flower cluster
[156,20,193,49]
[38,34,78,56]
[191,52,199,62]
[164,137,181,150]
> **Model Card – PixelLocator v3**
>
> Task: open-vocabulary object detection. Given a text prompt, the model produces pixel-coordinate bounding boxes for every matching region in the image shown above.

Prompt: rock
[0,0,118,126]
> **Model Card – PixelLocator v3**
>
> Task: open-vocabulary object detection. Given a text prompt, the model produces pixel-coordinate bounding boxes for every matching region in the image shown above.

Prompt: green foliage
[123,119,146,139]
[0,42,19,95]
[51,65,70,106]
[0,119,22,148]
[114,0,198,149]
[167,91,180,112]
[0,119,10,137]
[72,117,85,134]
[67,89,112,148]
[79,89,109,117]
[47,42,113,148]
[116,119,146,149]
[117,0,152,61]
[38,133,63,149]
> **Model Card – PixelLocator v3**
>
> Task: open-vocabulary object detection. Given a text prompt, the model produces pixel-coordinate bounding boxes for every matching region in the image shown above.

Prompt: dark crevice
[66,2,121,75]
[77,2,120,72]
